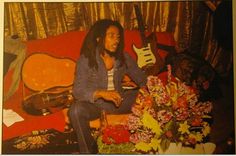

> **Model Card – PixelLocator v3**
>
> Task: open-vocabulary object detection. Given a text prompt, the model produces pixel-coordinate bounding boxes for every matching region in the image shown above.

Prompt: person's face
[104,25,120,52]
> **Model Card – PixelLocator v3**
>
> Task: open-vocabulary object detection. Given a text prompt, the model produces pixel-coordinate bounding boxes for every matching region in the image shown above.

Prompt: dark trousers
[68,89,139,154]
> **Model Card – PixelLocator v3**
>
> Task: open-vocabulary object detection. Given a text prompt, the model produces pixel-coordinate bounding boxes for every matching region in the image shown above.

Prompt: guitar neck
[43,90,72,102]
[140,31,147,46]
[134,4,147,46]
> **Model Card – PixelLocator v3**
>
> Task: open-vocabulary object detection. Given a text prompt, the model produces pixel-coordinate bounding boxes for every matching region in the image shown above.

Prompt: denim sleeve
[124,53,147,87]
[72,56,96,103]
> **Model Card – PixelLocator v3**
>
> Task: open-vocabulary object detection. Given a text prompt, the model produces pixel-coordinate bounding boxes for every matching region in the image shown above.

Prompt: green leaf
[160,138,171,152]
[163,120,173,131]
[97,136,135,154]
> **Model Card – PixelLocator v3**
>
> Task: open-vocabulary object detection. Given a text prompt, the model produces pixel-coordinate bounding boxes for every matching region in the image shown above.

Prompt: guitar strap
[156,43,176,54]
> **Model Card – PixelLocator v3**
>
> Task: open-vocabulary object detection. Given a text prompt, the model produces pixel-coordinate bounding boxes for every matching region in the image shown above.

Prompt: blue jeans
[68,89,138,154]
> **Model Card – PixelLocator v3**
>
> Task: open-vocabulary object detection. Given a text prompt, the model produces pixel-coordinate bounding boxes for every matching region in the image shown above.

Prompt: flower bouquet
[98,65,213,154]
[97,124,136,154]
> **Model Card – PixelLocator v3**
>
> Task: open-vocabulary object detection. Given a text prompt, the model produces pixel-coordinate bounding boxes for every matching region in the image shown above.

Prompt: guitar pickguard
[132,43,156,68]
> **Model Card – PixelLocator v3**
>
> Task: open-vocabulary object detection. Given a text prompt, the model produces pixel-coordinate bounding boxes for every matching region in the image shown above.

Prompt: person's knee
[68,102,88,119]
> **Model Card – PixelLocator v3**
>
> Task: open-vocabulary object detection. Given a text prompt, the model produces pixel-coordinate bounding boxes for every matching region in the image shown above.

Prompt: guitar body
[21,53,76,116]
[132,33,165,76]
[144,32,165,75]
[22,53,76,91]
[133,5,165,75]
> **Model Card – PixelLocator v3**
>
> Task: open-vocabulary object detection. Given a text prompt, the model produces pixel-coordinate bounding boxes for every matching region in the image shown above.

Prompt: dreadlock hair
[80,19,125,70]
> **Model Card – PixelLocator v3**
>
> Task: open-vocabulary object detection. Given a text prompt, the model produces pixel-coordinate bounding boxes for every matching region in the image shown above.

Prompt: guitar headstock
[133,4,148,46]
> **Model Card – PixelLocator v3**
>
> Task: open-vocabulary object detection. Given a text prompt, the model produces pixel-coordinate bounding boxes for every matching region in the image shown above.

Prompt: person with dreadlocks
[68,19,147,154]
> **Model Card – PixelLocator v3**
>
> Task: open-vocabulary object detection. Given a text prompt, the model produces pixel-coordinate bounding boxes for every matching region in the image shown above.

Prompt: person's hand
[94,90,122,107]
[122,75,137,88]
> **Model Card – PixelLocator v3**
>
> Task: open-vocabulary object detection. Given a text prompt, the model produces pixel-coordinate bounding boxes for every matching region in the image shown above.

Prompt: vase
[158,142,216,154]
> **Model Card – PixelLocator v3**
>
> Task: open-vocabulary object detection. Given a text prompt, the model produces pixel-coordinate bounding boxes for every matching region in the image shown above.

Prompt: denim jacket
[72,50,147,104]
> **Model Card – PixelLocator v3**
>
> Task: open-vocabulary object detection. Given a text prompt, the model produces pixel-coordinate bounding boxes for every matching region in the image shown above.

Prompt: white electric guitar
[132,4,156,69]
[133,43,156,68]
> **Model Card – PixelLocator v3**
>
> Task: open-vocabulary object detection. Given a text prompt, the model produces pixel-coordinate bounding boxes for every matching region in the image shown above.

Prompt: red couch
[3,30,175,141]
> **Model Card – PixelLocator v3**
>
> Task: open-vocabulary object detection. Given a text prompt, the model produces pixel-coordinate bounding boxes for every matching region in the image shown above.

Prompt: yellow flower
[150,138,162,151]
[196,132,203,142]
[166,82,178,103]
[189,132,203,142]
[202,123,211,136]
[179,135,184,141]
[142,111,162,136]
[178,121,190,134]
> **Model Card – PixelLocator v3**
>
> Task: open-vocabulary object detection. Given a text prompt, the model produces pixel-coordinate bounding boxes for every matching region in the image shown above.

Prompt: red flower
[191,116,202,126]
[102,125,131,144]
[188,137,197,145]
[144,96,153,108]
[173,96,188,110]
[165,130,173,138]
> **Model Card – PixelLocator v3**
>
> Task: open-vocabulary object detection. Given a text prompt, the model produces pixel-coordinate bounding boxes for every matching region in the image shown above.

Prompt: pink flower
[175,107,189,121]
[157,110,173,125]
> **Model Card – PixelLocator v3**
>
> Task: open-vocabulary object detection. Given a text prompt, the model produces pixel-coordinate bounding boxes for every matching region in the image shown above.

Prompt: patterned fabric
[2,129,79,154]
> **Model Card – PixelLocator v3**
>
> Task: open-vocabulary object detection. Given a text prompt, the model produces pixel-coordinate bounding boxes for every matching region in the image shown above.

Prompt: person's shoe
[64,122,73,133]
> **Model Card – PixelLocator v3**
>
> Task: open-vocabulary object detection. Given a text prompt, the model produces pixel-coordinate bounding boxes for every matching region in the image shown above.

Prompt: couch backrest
[26,30,175,61]
[24,30,175,91]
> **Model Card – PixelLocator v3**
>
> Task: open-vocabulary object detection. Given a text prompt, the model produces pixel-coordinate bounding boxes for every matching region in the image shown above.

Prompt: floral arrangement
[97,125,135,154]
[98,65,213,154]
